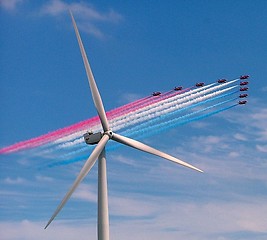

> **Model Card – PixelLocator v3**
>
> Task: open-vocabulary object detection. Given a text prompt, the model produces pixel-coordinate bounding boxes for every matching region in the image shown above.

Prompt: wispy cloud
[119,93,145,105]
[109,194,158,217]
[111,154,138,167]
[0,0,123,38]
[256,144,267,153]
[234,133,248,141]
[4,177,27,185]
[220,99,267,142]
[1,196,267,240]
[189,135,228,153]
[40,0,123,38]
[261,86,267,92]
[72,183,97,202]
[35,175,54,182]
[0,0,23,11]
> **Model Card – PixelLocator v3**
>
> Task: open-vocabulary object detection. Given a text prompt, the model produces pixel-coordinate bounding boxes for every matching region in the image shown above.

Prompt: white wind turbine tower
[45,12,203,240]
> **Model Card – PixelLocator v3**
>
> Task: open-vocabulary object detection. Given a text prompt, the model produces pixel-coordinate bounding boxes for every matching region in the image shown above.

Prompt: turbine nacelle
[84,131,114,145]
[84,132,103,145]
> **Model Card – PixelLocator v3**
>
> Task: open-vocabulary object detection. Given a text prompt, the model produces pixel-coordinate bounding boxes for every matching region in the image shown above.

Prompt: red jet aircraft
[195,82,204,87]
[217,79,227,83]
[174,86,183,91]
[240,81,249,86]
[240,87,248,91]
[239,100,247,105]
[239,94,248,98]
[240,75,249,80]
[152,91,161,96]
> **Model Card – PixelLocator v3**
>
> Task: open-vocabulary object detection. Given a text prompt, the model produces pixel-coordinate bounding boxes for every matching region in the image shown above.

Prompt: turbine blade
[45,134,110,229]
[70,11,109,132]
[112,133,203,173]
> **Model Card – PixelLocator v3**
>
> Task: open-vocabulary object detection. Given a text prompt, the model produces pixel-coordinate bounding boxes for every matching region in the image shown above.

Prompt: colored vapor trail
[0,77,245,167]
[49,101,238,168]
[55,80,238,151]
[57,91,238,161]
[51,80,236,150]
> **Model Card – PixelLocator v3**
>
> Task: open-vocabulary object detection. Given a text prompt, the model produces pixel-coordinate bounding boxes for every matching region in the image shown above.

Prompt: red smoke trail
[0,80,235,154]
[107,88,191,119]
[0,90,186,154]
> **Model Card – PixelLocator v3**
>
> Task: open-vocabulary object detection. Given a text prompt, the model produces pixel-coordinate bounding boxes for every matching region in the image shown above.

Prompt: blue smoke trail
[55,91,237,160]
[57,87,238,155]
[135,102,238,140]
[46,101,238,168]
[121,90,239,136]
[42,81,238,156]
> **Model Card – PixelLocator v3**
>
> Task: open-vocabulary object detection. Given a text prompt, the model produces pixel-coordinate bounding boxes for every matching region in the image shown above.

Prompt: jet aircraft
[240,75,249,79]
[152,91,161,96]
[239,94,248,98]
[195,82,204,87]
[240,81,249,86]
[240,87,248,91]
[217,79,227,83]
[174,86,183,91]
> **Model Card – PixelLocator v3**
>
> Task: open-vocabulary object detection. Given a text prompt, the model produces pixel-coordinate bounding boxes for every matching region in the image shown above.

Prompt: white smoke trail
[110,84,238,131]
[56,85,237,152]
[53,98,238,165]
[122,90,238,136]
[109,79,238,129]
[42,84,215,150]
[134,100,238,138]
[46,79,239,151]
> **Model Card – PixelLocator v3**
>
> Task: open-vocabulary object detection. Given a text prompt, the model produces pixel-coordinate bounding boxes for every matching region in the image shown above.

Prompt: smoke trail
[110,85,238,133]
[107,89,184,118]
[53,84,238,152]
[132,99,238,139]
[122,91,238,136]
[39,80,237,149]
[58,95,237,161]
[41,84,216,149]
[48,102,238,168]
[59,80,237,146]
[50,90,190,145]
[109,80,238,131]
[0,95,152,153]
[0,79,239,154]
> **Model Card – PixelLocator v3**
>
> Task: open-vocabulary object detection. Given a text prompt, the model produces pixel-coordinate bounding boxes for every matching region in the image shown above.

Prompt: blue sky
[1,0,267,239]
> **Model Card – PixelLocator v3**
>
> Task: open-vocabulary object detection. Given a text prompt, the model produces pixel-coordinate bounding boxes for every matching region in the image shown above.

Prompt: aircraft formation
[152,75,249,106]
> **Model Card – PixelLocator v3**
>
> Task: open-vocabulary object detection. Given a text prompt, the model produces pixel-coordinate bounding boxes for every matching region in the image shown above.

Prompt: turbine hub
[104,130,113,139]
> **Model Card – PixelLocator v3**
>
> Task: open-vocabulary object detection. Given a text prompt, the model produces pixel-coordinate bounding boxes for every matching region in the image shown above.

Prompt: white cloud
[4,177,26,185]
[72,183,97,202]
[190,121,211,129]
[221,101,267,142]
[41,0,121,22]
[119,93,144,105]
[0,220,95,240]
[261,86,267,92]
[256,144,267,153]
[40,0,122,38]
[1,197,267,240]
[40,0,66,16]
[109,194,158,217]
[0,0,23,11]
[111,154,138,166]
[190,135,228,153]
[228,151,240,158]
[35,175,54,182]
[234,133,247,141]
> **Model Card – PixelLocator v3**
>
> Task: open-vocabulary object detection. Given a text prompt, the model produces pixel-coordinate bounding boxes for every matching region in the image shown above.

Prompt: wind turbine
[45,12,203,240]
